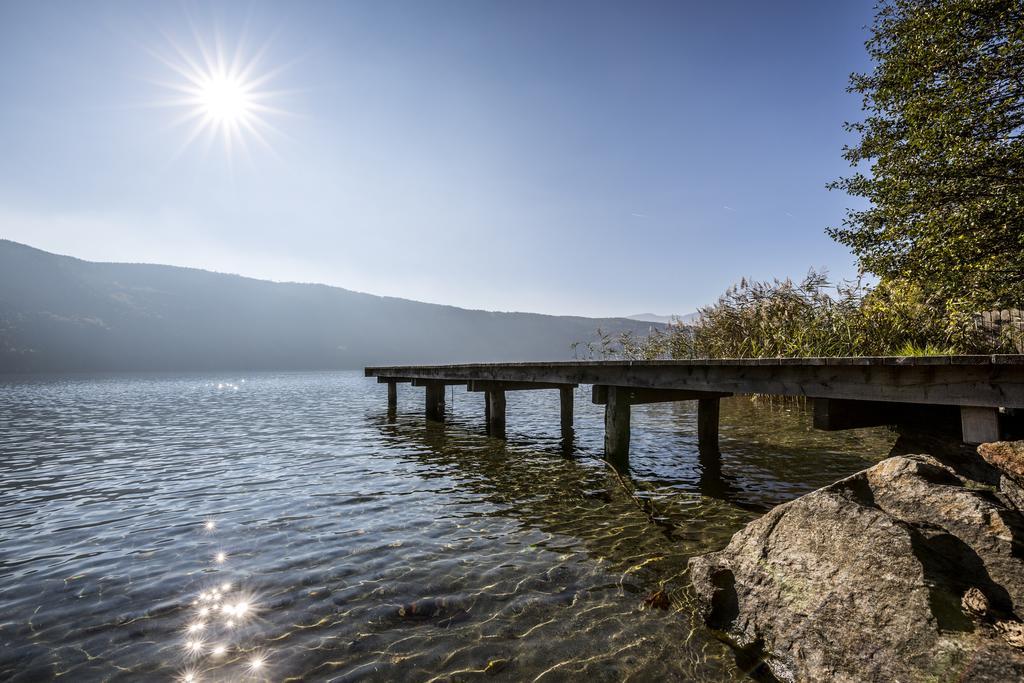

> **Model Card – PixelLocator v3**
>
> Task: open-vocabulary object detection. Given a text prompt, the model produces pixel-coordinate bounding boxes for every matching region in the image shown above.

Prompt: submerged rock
[643,589,671,610]
[689,451,1024,682]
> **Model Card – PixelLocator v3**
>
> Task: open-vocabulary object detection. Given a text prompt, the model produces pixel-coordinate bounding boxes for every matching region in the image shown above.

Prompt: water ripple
[0,371,894,681]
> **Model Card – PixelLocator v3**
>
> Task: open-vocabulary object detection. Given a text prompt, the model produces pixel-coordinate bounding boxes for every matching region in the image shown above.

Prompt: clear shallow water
[0,371,895,682]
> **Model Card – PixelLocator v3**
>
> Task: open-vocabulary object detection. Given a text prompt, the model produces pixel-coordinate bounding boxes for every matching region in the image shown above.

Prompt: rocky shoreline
[689,439,1024,682]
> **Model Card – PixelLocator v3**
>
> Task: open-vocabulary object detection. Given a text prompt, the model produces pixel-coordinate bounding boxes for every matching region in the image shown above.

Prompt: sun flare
[152,28,289,158]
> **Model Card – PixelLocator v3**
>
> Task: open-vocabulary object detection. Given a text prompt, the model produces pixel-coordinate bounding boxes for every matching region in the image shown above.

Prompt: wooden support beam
[698,397,721,457]
[387,380,397,408]
[813,398,896,431]
[560,386,574,439]
[961,406,1000,444]
[813,398,962,435]
[486,389,506,437]
[592,385,730,405]
[467,380,576,392]
[698,433,727,499]
[412,379,467,387]
[604,386,631,468]
[424,382,446,422]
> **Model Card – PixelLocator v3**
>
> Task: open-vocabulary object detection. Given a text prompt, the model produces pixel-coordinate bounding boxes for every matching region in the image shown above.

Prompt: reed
[583,270,1005,361]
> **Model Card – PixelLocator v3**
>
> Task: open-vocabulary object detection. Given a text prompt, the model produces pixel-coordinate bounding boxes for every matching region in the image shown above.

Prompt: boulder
[978,441,1024,511]
[978,441,1024,482]
[689,452,1024,682]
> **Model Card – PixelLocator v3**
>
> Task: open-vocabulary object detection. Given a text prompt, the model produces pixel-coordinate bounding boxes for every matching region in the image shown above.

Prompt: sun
[151,27,289,158]
[197,73,253,125]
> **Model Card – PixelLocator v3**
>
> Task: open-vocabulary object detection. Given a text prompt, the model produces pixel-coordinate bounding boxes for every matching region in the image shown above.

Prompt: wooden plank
[467,380,576,392]
[813,398,896,431]
[411,379,467,387]
[779,357,828,365]
[366,355,1022,372]
[592,385,731,405]
[960,406,1000,444]
[814,398,964,435]
[366,359,1024,408]
[881,355,951,366]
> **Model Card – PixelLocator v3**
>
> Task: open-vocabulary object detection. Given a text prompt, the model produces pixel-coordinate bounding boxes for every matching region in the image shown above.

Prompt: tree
[829,0,1024,310]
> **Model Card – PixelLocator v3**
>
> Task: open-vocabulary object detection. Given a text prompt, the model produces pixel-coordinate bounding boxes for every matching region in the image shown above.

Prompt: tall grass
[579,270,1000,360]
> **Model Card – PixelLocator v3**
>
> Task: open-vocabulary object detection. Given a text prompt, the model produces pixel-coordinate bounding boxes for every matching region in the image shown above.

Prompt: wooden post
[425,382,445,422]
[387,380,397,408]
[486,389,506,437]
[604,386,630,468]
[559,386,574,439]
[960,406,1000,444]
[698,397,721,456]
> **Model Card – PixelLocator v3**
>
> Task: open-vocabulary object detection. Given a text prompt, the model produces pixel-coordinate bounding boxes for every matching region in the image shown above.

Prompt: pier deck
[366,356,1024,465]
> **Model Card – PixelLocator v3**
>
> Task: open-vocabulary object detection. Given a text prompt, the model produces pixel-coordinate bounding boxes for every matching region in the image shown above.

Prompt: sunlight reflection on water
[174,521,271,681]
[0,371,895,681]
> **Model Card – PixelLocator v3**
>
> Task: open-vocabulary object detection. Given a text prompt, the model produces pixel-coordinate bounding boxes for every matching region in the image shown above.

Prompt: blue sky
[0,1,875,317]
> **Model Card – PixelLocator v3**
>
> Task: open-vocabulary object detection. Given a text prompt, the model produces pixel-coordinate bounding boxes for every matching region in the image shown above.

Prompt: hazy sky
[0,1,875,317]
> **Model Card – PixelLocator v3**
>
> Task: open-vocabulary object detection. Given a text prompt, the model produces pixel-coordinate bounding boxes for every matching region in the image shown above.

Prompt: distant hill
[626,312,698,324]
[0,240,661,372]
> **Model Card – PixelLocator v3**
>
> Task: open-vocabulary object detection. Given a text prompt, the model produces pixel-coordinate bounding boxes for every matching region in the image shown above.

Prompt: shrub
[583,269,1005,360]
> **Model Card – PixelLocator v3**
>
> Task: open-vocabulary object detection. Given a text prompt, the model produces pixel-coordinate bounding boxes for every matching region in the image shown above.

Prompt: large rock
[978,441,1024,511]
[689,453,1024,682]
[978,441,1024,482]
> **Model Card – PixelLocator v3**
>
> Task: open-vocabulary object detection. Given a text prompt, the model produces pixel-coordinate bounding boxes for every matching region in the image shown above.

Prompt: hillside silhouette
[0,240,658,372]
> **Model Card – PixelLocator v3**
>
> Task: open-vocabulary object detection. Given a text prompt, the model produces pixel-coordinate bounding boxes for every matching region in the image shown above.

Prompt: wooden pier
[366,356,1024,467]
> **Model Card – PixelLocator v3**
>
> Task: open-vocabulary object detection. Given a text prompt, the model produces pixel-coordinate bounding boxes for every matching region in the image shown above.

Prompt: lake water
[0,371,895,682]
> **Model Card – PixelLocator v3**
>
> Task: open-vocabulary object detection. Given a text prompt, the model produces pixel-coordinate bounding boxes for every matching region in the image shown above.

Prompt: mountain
[0,240,661,372]
[626,312,698,324]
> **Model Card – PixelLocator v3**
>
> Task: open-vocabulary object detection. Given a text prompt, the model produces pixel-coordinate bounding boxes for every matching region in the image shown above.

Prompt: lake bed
[0,371,894,681]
